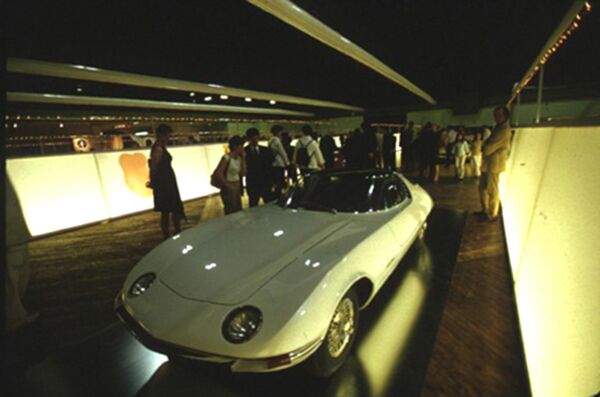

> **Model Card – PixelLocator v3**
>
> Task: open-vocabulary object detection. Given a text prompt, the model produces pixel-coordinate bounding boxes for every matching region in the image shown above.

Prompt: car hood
[158,206,350,305]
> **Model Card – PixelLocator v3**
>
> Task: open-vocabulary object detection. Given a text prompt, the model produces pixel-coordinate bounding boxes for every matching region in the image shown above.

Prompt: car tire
[305,288,359,377]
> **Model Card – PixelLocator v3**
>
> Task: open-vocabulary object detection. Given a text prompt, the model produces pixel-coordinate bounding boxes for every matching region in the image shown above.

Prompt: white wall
[6,144,227,237]
[7,154,110,236]
[501,126,600,397]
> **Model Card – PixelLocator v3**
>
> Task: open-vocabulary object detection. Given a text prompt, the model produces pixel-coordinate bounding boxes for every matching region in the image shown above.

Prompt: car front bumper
[114,293,323,372]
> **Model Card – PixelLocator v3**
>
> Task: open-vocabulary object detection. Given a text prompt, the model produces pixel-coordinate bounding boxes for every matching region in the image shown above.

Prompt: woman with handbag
[213,135,246,215]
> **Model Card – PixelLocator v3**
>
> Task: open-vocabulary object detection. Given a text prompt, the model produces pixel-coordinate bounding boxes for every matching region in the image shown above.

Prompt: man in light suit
[478,105,512,222]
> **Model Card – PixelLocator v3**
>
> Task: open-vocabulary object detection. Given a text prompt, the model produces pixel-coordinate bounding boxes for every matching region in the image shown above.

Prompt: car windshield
[278,173,386,213]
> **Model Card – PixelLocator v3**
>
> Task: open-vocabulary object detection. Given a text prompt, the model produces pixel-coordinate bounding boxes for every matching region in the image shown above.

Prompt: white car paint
[116,172,433,372]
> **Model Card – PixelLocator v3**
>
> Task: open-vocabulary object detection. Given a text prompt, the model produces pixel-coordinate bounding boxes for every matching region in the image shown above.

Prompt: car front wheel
[306,289,359,377]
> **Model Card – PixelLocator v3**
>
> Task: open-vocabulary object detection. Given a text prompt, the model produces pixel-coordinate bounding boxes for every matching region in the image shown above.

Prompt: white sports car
[115,169,433,376]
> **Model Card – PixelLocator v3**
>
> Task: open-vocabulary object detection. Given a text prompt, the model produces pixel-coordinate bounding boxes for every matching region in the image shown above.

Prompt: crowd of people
[399,121,493,182]
[148,122,404,237]
[149,106,511,238]
[400,106,512,222]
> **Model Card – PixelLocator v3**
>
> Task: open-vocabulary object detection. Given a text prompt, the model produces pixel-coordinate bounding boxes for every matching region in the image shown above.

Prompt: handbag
[210,156,231,189]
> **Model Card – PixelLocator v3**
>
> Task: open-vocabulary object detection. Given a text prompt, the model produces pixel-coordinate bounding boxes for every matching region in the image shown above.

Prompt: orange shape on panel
[118,153,152,198]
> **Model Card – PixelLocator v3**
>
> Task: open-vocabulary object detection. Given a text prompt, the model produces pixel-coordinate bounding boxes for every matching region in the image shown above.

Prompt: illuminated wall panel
[503,126,600,397]
[94,150,154,218]
[6,143,230,237]
[500,128,554,276]
[7,154,109,236]
[169,146,215,201]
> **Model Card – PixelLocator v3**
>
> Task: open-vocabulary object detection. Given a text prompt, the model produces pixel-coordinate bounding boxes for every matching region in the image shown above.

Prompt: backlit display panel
[7,154,109,236]
[95,150,154,218]
[502,126,600,397]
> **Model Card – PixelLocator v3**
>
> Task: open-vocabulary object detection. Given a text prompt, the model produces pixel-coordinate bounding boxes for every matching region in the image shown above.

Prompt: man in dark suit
[382,129,397,171]
[244,128,273,207]
[363,122,378,168]
[319,133,337,169]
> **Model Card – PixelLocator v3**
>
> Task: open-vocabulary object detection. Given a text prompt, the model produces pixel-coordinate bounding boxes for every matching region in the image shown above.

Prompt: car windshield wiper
[297,200,337,214]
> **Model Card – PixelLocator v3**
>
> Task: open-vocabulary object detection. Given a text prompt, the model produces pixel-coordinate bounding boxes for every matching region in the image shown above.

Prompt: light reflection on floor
[356,244,431,397]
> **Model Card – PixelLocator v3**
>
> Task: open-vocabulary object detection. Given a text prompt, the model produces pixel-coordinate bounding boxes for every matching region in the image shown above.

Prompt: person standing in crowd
[342,129,360,168]
[430,124,442,182]
[404,121,417,172]
[418,122,432,179]
[363,123,378,168]
[478,106,512,222]
[269,125,290,199]
[382,129,397,171]
[293,124,325,174]
[375,128,384,168]
[438,127,448,159]
[356,128,369,168]
[149,124,186,239]
[319,132,337,169]
[446,126,458,167]
[471,131,483,178]
[214,135,246,215]
[281,131,296,183]
[418,122,441,182]
[482,126,493,141]
[400,124,413,171]
[452,131,471,180]
[244,128,272,207]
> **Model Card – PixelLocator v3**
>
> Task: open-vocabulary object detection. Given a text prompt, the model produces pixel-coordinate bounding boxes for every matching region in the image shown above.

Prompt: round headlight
[128,273,156,297]
[222,307,262,344]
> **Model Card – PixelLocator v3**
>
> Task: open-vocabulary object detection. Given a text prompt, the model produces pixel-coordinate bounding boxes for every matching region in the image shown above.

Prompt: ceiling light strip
[6,92,314,117]
[6,58,362,112]
[247,0,436,105]
[507,0,591,105]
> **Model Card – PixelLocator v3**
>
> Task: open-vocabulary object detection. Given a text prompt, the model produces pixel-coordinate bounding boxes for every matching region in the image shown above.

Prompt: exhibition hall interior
[3,1,600,396]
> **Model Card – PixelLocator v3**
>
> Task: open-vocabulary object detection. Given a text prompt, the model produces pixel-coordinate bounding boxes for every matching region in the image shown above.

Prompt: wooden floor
[416,171,530,397]
[4,169,530,396]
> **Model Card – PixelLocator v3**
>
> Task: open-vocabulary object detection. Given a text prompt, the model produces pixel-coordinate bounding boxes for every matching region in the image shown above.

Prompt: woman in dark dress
[149,124,186,239]
[281,132,297,183]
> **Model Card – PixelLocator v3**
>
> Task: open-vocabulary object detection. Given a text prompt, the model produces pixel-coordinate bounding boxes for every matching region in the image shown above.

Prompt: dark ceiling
[6,0,599,113]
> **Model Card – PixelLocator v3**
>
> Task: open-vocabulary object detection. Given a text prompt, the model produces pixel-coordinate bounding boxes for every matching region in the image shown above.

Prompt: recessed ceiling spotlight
[220,95,229,100]
[269,100,276,105]
[204,96,213,102]
[189,92,196,97]
[245,97,252,102]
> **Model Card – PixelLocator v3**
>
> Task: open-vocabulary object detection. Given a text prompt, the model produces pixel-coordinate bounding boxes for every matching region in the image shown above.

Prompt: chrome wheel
[326,297,355,358]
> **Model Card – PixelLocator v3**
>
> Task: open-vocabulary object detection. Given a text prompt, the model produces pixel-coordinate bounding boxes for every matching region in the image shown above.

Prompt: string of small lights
[508,1,592,105]
[5,114,332,124]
